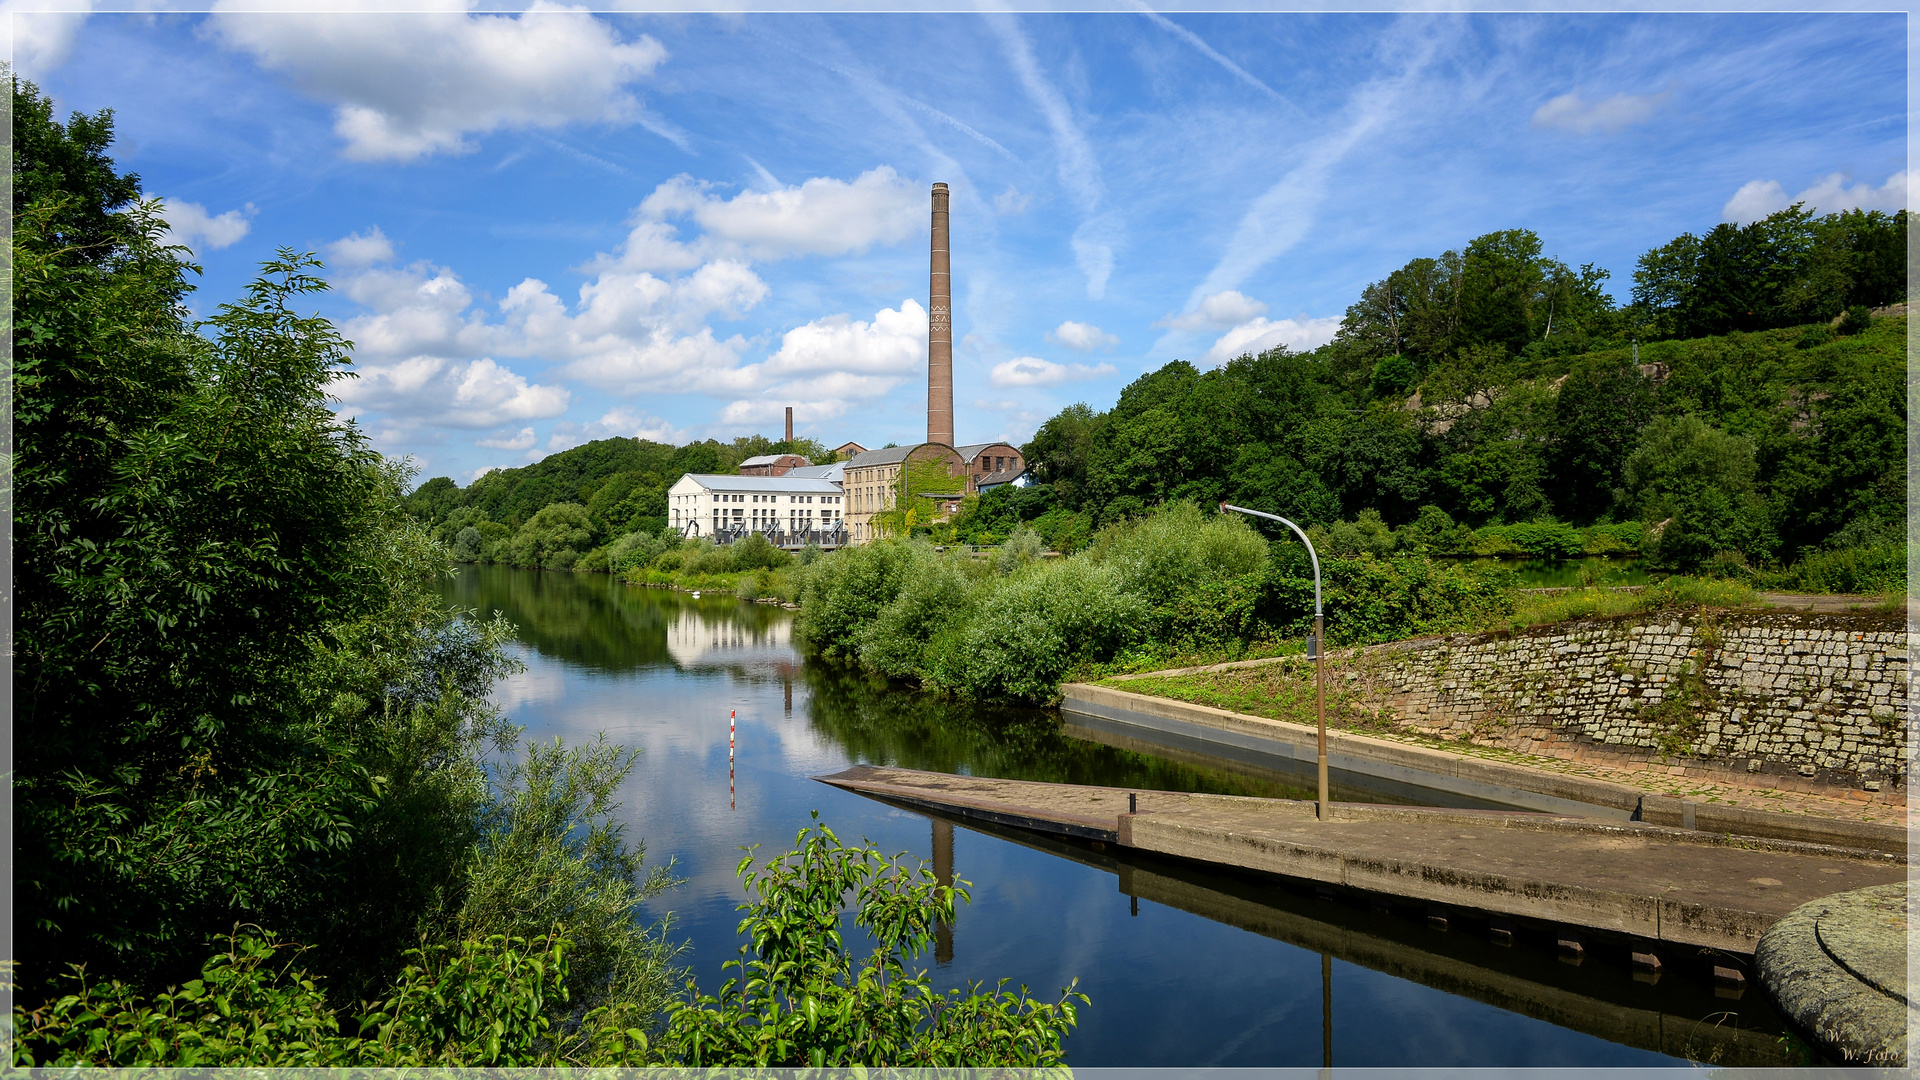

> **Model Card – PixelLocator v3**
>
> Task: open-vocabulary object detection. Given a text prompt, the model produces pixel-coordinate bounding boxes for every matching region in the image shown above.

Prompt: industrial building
[667,181,1029,548]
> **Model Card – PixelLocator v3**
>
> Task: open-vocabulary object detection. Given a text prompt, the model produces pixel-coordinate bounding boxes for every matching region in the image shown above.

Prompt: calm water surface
[444,564,1797,1068]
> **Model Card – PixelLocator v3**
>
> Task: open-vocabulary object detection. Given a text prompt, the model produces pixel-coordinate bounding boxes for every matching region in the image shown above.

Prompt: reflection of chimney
[932,818,954,965]
[785,406,793,443]
[927,183,953,448]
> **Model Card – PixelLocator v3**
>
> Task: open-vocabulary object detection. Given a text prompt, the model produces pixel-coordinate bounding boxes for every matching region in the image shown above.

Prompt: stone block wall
[1338,610,1909,793]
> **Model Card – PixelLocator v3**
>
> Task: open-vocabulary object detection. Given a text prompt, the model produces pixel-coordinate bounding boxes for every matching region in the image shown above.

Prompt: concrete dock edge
[1062,681,1909,854]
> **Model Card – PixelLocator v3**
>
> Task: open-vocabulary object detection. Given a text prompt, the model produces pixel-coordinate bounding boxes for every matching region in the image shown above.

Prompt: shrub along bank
[793,503,1521,703]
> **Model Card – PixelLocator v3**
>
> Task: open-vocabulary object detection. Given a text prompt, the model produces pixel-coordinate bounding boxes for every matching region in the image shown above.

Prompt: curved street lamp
[1220,503,1328,821]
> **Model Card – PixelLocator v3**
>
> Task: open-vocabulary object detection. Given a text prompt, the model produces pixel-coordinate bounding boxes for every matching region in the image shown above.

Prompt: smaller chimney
[785,406,793,443]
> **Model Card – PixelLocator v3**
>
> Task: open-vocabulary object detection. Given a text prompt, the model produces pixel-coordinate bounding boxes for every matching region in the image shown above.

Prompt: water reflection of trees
[802,661,1334,800]
[442,565,790,674]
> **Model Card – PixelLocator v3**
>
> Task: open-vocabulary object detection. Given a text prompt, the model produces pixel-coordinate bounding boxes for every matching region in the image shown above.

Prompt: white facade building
[667,472,849,547]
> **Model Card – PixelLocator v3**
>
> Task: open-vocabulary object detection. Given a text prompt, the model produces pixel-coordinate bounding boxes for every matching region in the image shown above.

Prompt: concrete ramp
[816,765,1904,956]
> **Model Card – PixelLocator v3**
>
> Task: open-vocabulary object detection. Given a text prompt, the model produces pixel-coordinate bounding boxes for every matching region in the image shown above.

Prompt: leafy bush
[1395,505,1473,554]
[856,549,980,681]
[1484,520,1584,558]
[990,523,1047,574]
[1261,553,1517,646]
[1774,543,1907,595]
[454,737,683,1034]
[1837,305,1873,335]
[603,530,662,574]
[509,503,594,569]
[795,540,931,659]
[1317,510,1398,557]
[1580,521,1642,554]
[729,532,793,572]
[655,817,1085,1066]
[924,558,1147,701]
[1089,502,1267,607]
[1795,323,1834,349]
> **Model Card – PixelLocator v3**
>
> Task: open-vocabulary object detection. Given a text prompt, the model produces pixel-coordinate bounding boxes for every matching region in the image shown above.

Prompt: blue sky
[20,7,1907,484]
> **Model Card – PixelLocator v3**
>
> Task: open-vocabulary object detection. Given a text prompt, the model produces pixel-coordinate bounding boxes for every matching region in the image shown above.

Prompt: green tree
[1457,229,1546,354]
[11,74,145,262]
[1023,402,1104,508]
[1548,360,1657,523]
[1623,415,1770,567]
[13,213,394,989]
[509,502,596,569]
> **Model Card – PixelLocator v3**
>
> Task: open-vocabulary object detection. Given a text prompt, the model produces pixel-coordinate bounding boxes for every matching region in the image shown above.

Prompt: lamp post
[1221,503,1328,821]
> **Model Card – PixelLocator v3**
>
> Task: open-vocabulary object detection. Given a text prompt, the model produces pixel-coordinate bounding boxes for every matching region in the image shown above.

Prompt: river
[442,564,1803,1068]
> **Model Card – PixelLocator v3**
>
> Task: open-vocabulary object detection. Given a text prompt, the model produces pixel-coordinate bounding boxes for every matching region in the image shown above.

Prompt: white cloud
[988,356,1117,388]
[541,405,687,457]
[327,226,395,267]
[209,2,668,162]
[717,301,929,425]
[158,197,253,252]
[337,261,497,361]
[1722,171,1908,225]
[477,426,536,451]
[326,168,941,436]
[1201,316,1341,366]
[4,1,91,78]
[1530,90,1670,135]
[331,356,570,429]
[1047,320,1118,351]
[993,185,1032,215]
[757,301,927,379]
[558,327,752,396]
[635,166,922,262]
[1159,290,1269,331]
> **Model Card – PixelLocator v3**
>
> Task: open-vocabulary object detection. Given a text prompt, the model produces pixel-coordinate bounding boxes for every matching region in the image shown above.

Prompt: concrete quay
[815,765,1905,957]
[1062,681,1909,854]
[947,809,1809,1066]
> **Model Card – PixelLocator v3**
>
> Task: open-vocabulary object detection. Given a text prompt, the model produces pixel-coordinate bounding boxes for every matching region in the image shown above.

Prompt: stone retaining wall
[1341,610,1908,793]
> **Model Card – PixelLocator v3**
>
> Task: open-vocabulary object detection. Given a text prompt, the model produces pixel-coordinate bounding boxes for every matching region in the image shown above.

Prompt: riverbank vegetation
[402,208,1904,600]
[793,505,1519,702]
[13,76,1081,1067]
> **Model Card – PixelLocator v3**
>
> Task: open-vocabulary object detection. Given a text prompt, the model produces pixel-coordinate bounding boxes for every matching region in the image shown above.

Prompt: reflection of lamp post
[1220,503,1327,821]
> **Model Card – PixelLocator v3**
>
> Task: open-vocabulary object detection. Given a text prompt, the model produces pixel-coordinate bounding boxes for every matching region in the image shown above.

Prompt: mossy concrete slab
[1755,882,1911,1065]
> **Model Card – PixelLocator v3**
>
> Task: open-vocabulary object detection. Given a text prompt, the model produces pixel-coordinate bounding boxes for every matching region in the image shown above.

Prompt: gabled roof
[739,453,809,467]
[672,473,843,493]
[844,444,920,467]
[955,441,1019,463]
[785,461,846,481]
[977,466,1029,487]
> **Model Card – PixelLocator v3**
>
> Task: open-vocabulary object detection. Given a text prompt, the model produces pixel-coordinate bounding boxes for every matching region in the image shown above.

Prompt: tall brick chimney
[785,406,793,443]
[927,182,953,448]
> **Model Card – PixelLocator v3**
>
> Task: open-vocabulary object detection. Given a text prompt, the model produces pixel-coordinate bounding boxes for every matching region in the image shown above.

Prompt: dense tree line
[408,432,828,544]
[1010,212,1906,574]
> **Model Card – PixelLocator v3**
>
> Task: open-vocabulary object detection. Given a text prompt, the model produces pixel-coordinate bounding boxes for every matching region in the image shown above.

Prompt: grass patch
[1102,659,1392,735]
[1487,576,1758,633]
